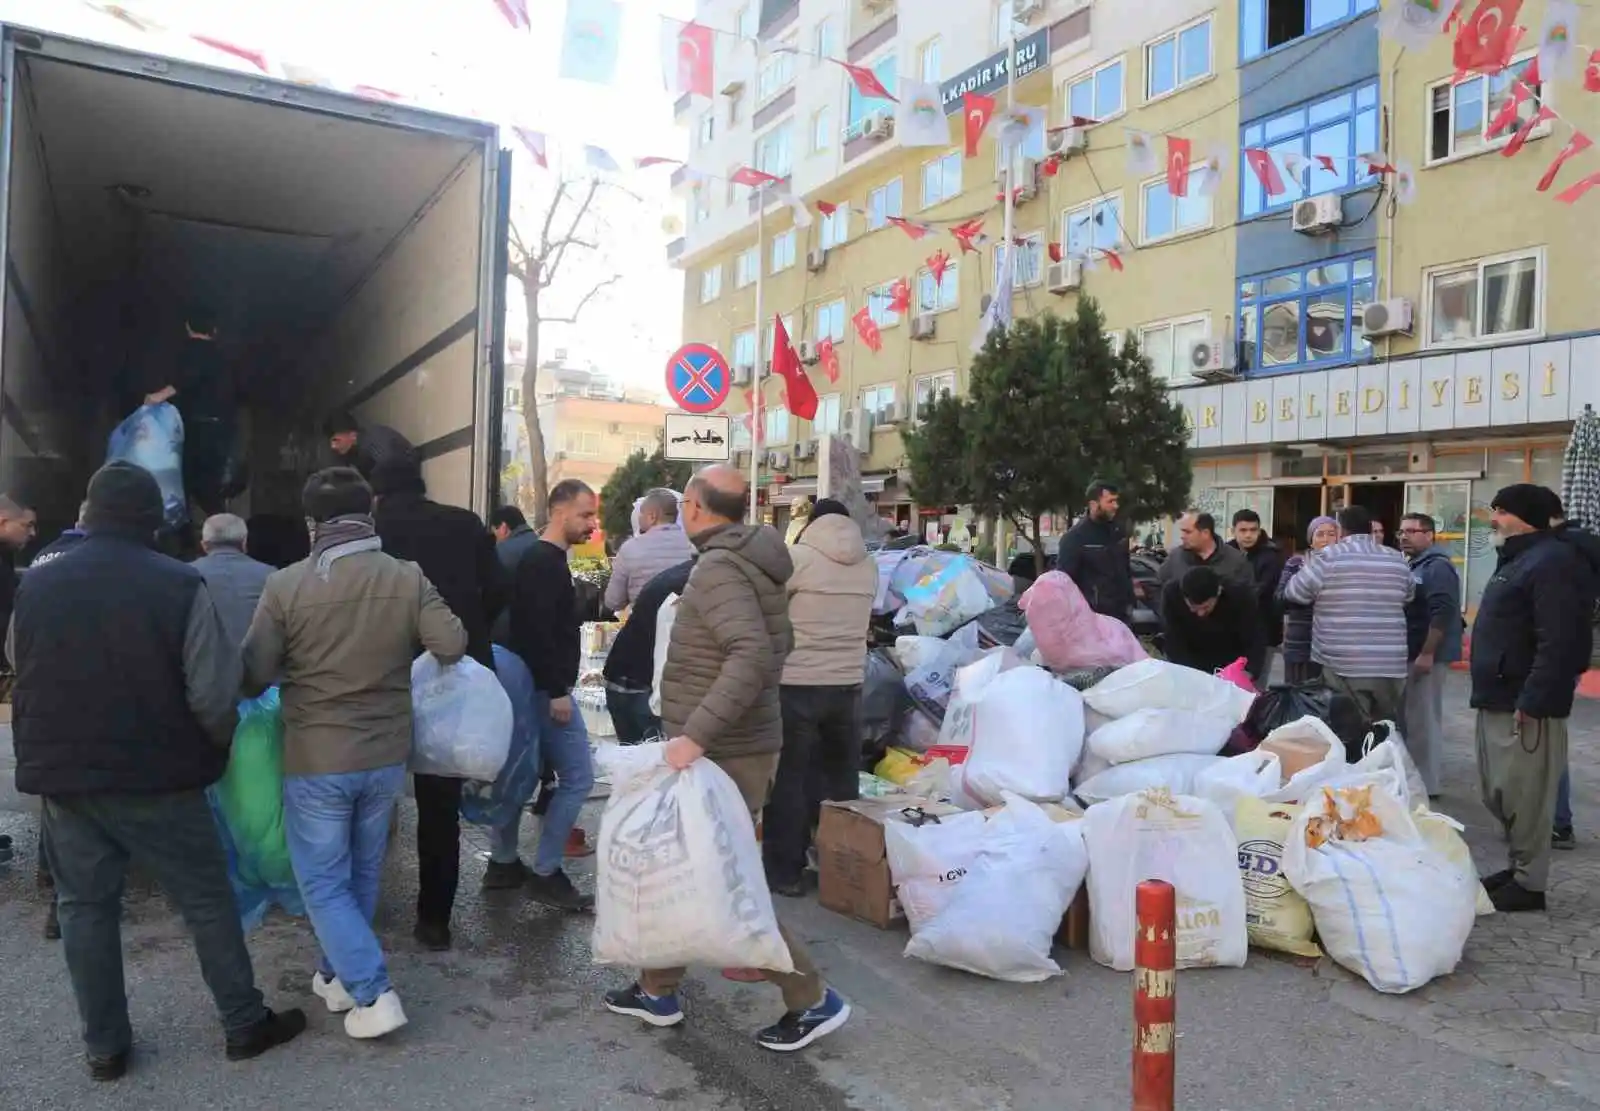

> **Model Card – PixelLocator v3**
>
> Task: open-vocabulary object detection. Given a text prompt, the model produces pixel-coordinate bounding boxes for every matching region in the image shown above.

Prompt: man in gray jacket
[192,514,275,649]
[604,488,693,612]
[1158,511,1253,592]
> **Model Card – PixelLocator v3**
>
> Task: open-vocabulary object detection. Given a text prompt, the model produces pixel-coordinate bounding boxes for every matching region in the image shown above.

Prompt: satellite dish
[660,214,684,236]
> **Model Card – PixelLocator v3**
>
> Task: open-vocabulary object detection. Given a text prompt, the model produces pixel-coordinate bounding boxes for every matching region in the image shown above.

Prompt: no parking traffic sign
[665,343,731,414]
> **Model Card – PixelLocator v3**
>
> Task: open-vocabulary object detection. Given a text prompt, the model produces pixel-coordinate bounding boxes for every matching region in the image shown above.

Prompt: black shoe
[755,987,851,1052]
[526,868,593,912]
[44,901,59,941]
[768,875,806,898]
[1481,868,1515,892]
[1490,880,1547,914]
[1553,826,1577,850]
[413,920,452,951]
[482,859,531,890]
[0,833,12,865]
[87,1049,129,1081]
[224,1008,307,1062]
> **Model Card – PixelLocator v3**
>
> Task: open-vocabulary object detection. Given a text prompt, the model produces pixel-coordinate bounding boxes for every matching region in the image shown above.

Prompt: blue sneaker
[755,986,851,1052]
[603,983,684,1028]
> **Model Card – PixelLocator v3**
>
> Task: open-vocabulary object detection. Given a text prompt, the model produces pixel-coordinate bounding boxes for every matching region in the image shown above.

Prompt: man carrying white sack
[601,463,851,1052]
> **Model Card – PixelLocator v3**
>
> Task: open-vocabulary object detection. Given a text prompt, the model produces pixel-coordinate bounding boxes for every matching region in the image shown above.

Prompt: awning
[776,476,889,503]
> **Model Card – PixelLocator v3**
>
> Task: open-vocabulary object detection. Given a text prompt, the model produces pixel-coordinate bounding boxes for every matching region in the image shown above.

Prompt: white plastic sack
[1083,659,1256,725]
[1260,717,1349,804]
[947,663,1085,805]
[903,637,983,713]
[1087,708,1235,765]
[884,810,988,931]
[1072,744,1113,790]
[1415,806,1495,917]
[591,744,794,972]
[905,798,1088,982]
[1073,754,1226,806]
[895,635,952,674]
[1082,789,1248,971]
[409,655,514,780]
[1283,775,1476,993]
[648,593,679,717]
[1193,751,1282,831]
[1351,723,1428,808]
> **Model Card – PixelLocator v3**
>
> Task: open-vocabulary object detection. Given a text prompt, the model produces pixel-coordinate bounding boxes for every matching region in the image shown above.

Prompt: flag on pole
[963,93,996,158]
[770,316,818,420]
[973,248,1015,353]
[896,81,952,147]
[677,21,715,97]
[560,0,623,85]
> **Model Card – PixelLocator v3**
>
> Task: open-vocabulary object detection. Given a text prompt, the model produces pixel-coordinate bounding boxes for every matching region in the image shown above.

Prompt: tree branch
[540,274,622,324]
[543,178,603,287]
[507,258,528,284]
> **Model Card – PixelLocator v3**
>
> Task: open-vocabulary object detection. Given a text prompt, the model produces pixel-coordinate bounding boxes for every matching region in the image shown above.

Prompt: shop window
[1428,55,1546,163]
[1236,253,1375,374]
[1240,81,1379,217]
[1241,0,1378,61]
[1425,251,1540,347]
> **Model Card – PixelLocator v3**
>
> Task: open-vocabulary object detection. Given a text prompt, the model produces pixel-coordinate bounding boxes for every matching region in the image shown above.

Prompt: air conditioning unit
[865,112,895,140]
[806,247,827,272]
[910,314,936,340]
[1046,259,1082,294]
[1187,335,1240,382]
[794,438,817,460]
[1291,193,1342,235]
[1015,159,1040,201]
[1046,127,1087,156]
[732,363,753,385]
[767,450,790,469]
[1012,0,1044,16]
[845,406,872,449]
[1361,297,1414,338]
[798,341,820,365]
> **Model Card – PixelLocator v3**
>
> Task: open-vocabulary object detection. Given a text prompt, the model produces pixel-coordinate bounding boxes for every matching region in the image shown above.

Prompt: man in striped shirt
[1282,504,1414,726]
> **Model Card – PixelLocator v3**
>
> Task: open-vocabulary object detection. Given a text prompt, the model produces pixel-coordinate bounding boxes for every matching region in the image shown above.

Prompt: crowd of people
[2,418,871,1076]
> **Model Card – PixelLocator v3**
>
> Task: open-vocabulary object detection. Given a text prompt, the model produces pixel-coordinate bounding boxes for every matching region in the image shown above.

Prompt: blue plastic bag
[107,403,186,527]
[460,646,541,827]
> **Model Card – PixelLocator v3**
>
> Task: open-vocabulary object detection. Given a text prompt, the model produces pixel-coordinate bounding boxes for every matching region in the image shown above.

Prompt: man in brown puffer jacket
[603,463,852,1053]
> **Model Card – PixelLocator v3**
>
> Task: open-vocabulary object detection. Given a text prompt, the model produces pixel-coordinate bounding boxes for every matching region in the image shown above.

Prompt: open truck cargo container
[0,26,512,546]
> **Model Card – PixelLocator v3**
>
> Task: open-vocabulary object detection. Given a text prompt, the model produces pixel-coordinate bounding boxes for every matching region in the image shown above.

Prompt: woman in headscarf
[1275,515,1339,684]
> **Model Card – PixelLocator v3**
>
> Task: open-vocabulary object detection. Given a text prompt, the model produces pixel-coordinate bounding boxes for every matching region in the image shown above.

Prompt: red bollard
[1132,879,1177,1111]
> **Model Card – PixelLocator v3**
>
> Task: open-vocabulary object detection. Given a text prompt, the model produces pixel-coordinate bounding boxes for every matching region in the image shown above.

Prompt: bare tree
[506,175,625,524]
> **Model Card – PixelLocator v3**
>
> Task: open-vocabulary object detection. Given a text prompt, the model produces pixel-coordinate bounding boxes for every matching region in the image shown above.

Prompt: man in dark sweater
[1160,565,1266,683]
[370,456,505,950]
[498,478,599,910]
[324,411,416,483]
[1227,508,1283,686]
[603,558,695,744]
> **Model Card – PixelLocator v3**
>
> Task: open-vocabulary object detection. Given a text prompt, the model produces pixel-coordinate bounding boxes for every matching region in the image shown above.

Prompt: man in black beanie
[8,461,306,1079]
[1471,482,1593,912]
[1159,564,1266,682]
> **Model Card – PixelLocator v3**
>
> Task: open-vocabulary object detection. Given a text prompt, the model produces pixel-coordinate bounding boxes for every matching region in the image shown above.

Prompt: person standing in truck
[142,309,242,521]
[324,412,416,483]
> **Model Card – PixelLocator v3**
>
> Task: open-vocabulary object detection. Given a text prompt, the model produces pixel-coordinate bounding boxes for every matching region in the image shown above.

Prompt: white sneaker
[344,990,408,1039]
[311,972,355,1014]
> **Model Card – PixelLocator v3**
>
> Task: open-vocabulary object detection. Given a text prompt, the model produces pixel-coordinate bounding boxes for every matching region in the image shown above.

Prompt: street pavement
[3,669,1600,1110]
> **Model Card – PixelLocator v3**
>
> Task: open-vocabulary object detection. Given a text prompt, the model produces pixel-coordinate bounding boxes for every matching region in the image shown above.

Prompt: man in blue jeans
[243,467,466,1039]
[492,479,599,910]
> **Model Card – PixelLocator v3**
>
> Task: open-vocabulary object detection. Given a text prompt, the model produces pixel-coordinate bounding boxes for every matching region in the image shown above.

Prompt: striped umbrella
[1561,404,1600,529]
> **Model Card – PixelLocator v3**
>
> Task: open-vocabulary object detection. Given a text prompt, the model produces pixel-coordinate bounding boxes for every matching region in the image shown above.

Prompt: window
[819,205,850,248]
[1241,0,1378,61]
[505,382,523,410]
[1240,81,1378,217]
[920,151,962,208]
[762,313,797,360]
[811,107,832,153]
[919,37,943,82]
[813,298,847,342]
[755,122,793,178]
[997,104,1047,182]
[994,234,1044,287]
[1425,251,1541,346]
[1137,315,1211,385]
[692,186,710,224]
[847,54,897,130]
[1146,17,1212,100]
[867,178,903,229]
[917,262,959,313]
[736,5,757,39]
[914,371,958,420]
[732,328,757,368]
[866,282,902,327]
[1065,59,1125,123]
[563,431,601,457]
[812,393,842,435]
[697,113,715,146]
[724,165,739,204]
[1236,254,1376,374]
[1427,56,1547,163]
[861,384,897,422]
[1140,167,1212,244]
[699,265,722,303]
[813,19,835,68]
[1062,194,1122,258]
[735,247,759,288]
[771,229,796,273]
[765,405,789,444]
[624,430,657,455]
[757,49,796,104]
[992,3,1016,46]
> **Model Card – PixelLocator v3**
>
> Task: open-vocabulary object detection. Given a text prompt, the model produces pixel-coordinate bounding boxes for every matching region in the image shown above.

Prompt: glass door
[1404,479,1470,601]
[1223,487,1274,535]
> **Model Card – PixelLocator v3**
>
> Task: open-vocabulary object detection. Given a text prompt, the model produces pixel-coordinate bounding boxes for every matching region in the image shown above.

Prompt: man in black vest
[9,462,305,1081]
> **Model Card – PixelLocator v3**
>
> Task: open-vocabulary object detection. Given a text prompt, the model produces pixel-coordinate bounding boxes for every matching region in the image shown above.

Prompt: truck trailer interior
[0,31,509,552]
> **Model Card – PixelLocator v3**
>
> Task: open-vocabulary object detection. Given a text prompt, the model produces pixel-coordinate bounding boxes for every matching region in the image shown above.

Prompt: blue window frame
[1236,253,1375,376]
[1241,0,1377,61]
[1240,82,1378,218]
[847,55,897,128]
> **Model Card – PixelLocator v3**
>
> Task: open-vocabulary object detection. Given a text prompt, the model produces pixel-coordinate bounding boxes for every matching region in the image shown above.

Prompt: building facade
[529,354,668,491]
[671,0,1591,611]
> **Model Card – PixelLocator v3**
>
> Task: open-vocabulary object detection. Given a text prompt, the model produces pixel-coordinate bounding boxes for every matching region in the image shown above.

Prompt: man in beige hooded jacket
[765,499,876,896]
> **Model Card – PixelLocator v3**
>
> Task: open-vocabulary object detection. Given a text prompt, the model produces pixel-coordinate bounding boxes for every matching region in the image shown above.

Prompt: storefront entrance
[1272,485,1325,556]
[1343,481,1405,548]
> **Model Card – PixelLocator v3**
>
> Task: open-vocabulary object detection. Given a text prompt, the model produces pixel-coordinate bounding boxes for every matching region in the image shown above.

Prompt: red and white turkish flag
[1244,148,1286,197]
[837,61,897,102]
[494,0,531,30]
[852,307,883,353]
[1166,136,1192,198]
[730,166,783,187]
[1454,0,1524,73]
[677,21,714,98]
[963,92,996,159]
[1538,131,1592,192]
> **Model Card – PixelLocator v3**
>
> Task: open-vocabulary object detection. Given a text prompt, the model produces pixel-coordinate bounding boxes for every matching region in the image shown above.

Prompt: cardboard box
[1261,732,1329,782]
[816,797,960,929]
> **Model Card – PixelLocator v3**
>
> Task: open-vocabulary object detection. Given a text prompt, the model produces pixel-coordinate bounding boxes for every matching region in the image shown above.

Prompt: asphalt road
[2,799,1598,1111]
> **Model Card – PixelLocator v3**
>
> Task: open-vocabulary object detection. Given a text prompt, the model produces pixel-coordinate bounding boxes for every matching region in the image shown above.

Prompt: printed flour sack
[591,744,794,972]
[945,663,1085,805]
[1082,659,1257,725]
[1082,788,1248,971]
[1233,797,1319,957]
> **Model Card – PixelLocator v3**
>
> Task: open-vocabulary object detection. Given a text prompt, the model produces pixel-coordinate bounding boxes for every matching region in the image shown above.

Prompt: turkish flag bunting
[1585,49,1600,91]
[888,278,912,314]
[1445,0,1463,32]
[1042,156,1062,177]
[677,21,715,98]
[837,60,898,102]
[1503,105,1557,157]
[513,127,548,168]
[1485,81,1533,137]
[1539,131,1593,191]
[1556,169,1600,204]
[191,35,270,73]
[927,250,952,284]
[1100,248,1124,273]
[1315,154,1338,174]
[636,156,680,168]
[1362,155,1398,176]
[769,316,818,420]
[1166,136,1192,198]
[951,221,985,254]
[353,86,404,102]
[1454,0,1524,73]
[816,338,841,383]
[852,306,883,353]
[1244,148,1286,196]
[730,166,783,187]
[815,200,839,215]
[1048,242,1064,263]
[887,216,929,239]
[962,92,996,158]
[494,0,532,30]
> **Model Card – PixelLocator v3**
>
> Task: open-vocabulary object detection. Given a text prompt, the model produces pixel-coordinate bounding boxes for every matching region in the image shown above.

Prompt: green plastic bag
[214,689,294,889]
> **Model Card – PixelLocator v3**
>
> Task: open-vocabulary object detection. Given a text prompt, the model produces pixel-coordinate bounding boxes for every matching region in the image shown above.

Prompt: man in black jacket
[10,462,304,1079]
[1470,484,1595,913]
[1160,566,1266,682]
[325,411,416,483]
[371,456,505,951]
[1228,509,1283,686]
[602,558,695,744]
[1054,480,1134,624]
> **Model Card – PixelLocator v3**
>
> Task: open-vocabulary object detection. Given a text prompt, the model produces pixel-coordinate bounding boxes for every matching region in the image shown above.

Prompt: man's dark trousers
[42,789,268,1057]
[412,774,462,929]
[764,684,862,887]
